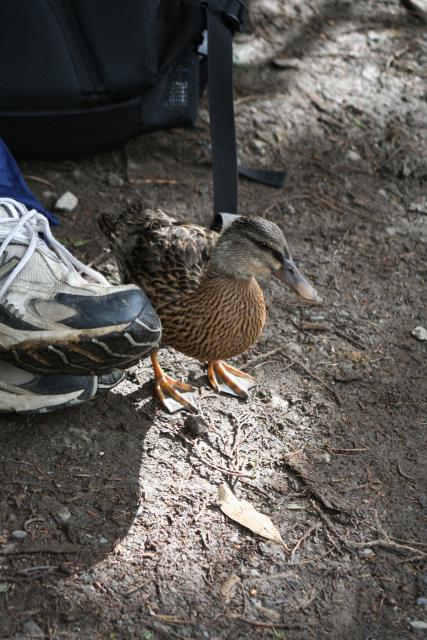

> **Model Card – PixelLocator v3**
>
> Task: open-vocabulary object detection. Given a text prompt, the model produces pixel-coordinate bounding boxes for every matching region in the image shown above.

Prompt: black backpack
[0,0,284,223]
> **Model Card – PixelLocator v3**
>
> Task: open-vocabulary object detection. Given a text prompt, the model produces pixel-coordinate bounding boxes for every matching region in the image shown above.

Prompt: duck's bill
[274,258,323,304]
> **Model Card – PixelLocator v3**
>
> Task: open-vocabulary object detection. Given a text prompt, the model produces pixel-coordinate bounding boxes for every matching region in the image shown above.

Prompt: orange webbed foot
[207,360,257,399]
[150,353,198,413]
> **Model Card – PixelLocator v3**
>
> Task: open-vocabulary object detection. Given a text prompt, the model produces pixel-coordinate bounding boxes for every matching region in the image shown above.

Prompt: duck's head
[209,216,322,303]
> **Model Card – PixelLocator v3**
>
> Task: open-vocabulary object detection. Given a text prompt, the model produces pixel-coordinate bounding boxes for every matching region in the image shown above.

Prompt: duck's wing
[99,203,219,301]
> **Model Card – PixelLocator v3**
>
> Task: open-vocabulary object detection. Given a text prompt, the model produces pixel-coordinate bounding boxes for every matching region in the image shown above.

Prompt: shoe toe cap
[57,287,161,332]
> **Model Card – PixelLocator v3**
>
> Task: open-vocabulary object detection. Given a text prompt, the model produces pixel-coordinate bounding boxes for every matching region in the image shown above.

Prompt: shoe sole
[0,371,125,415]
[0,316,161,375]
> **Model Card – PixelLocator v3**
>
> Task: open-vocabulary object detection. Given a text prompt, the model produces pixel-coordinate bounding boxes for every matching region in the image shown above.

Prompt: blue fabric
[0,139,58,225]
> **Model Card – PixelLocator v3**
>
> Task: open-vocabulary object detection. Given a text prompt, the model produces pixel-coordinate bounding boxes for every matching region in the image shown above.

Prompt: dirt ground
[1,1,427,638]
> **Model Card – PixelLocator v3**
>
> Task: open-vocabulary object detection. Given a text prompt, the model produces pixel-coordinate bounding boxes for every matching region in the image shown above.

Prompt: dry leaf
[218,484,286,547]
[221,574,241,604]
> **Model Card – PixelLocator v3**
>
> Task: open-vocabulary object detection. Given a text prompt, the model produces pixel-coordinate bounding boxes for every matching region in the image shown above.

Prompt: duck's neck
[203,266,250,282]
[205,243,258,280]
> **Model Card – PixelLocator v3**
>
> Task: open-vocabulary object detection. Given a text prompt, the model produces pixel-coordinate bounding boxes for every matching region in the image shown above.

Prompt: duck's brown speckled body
[101,206,266,362]
[168,273,266,362]
[100,203,320,412]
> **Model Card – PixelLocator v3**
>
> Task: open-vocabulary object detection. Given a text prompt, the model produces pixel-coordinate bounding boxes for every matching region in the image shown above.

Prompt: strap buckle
[211,212,240,232]
[197,29,208,57]
[223,0,244,30]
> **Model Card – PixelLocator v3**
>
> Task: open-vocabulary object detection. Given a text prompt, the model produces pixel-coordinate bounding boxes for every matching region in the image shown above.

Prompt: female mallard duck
[100,205,321,412]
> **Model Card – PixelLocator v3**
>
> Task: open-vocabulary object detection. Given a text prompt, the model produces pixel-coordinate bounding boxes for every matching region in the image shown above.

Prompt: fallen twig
[292,191,374,221]
[391,537,427,548]
[17,565,58,575]
[240,347,285,371]
[290,521,321,563]
[0,544,80,555]
[284,453,352,513]
[312,503,427,557]
[195,454,255,479]
[301,321,332,331]
[334,327,366,350]
[129,178,178,185]
[281,352,341,405]
[122,583,149,597]
[23,174,55,189]
[325,444,369,455]
[234,95,259,106]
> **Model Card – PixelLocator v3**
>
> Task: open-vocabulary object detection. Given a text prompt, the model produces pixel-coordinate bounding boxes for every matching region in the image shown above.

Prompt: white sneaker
[0,359,125,414]
[0,198,161,374]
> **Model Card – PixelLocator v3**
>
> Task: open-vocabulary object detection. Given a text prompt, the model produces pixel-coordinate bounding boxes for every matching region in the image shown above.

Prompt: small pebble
[55,191,78,212]
[409,620,427,631]
[412,326,427,341]
[346,150,363,162]
[99,537,109,545]
[184,415,208,436]
[11,530,27,540]
[417,598,427,607]
[56,506,71,523]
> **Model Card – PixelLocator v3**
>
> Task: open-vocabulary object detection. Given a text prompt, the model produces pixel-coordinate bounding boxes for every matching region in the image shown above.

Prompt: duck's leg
[150,352,198,413]
[207,361,257,399]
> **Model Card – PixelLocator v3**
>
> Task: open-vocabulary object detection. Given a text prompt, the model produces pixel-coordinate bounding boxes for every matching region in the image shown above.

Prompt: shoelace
[0,197,109,299]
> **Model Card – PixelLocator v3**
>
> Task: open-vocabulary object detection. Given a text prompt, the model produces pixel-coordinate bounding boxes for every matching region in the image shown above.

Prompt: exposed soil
[1,1,427,638]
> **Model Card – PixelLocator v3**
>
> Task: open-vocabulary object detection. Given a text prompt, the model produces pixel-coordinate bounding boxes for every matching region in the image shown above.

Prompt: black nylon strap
[205,2,286,223]
[207,9,238,215]
[238,165,286,188]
